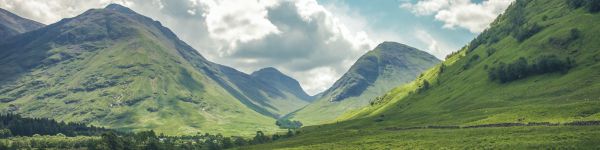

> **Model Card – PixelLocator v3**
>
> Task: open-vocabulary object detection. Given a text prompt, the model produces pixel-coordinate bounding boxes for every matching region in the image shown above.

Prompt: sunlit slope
[288,42,439,125]
[341,0,600,127]
[0,4,277,135]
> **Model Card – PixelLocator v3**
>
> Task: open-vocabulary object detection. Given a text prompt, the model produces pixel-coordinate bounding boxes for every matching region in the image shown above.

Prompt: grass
[242,125,600,149]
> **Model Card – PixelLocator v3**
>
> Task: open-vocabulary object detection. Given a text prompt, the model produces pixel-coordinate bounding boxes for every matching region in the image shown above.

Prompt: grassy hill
[287,42,439,125]
[244,0,600,148]
[0,4,286,136]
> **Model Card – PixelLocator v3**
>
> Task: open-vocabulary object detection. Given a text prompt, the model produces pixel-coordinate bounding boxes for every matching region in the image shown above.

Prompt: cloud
[202,0,375,94]
[414,29,451,59]
[0,0,133,24]
[0,0,376,95]
[401,0,514,33]
[400,0,449,16]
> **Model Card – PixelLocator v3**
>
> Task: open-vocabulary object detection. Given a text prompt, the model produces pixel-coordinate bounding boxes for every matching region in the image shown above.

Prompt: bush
[488,55,574,83]
[589,0,600,12]
[275,119,303,129]
[567,0,587,8]
[567,0,600,12]
[514,23,544,42]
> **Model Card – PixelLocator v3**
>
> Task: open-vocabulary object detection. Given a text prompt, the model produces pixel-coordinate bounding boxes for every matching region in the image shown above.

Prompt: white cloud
[401,0,514,33]
[400,0,449,16]
[415,29,450,59]
[0,0,133,24]
[197,0,281,53]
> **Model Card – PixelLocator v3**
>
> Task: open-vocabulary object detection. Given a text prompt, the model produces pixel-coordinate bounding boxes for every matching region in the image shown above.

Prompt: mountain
[248,0,600,148]
[0,8,44,40]
[251,67,313,102]
[287,42,440,125]
[0,4,308,135]
[211,66,311,118]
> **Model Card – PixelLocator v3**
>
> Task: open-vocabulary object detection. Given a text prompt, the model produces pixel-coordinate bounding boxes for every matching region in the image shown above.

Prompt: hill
[245,0,600,148]
[287,42,439,125]
[0,4,308,135]
[0,8,44,40]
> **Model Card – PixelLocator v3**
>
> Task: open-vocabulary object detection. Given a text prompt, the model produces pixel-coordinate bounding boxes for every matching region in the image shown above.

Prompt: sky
[0,0,514,95]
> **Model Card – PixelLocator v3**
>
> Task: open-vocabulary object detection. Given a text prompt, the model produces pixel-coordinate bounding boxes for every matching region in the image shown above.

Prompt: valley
[1,0,600,149]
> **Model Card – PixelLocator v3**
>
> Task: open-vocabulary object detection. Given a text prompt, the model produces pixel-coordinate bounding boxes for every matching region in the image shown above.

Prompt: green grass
[242,126,600,149]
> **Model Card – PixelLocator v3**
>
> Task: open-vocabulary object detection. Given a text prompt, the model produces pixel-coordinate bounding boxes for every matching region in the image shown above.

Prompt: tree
[567,0,586,8]
[101,132,124,150]
[589,0,600,12]
[222,137,233,149]
[252,131,269,144]
[275,119,303,129]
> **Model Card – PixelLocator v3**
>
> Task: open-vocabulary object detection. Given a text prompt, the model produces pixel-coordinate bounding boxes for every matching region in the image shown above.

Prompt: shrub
[514,23,544,42]
[588,0,600,12]
[488,55,574,83]
[567,0,587,8]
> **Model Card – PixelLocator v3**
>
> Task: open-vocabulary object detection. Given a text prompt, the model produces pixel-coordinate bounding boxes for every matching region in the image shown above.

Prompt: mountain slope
[341,0,600,126]
[246,0,600,148]
[0,4,280,135]
[251,67,313,102]
[0,8,44,40]
[209,66,310,118]
[287,42,440,125]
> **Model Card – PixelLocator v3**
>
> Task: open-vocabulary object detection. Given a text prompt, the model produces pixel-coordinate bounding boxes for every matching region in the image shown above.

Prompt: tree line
[0,114,109,137]
[488,55,575,83]
[0,114,300,149]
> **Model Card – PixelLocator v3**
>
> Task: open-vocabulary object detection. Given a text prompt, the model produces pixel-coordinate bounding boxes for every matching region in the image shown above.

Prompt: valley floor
[240,125,600,149]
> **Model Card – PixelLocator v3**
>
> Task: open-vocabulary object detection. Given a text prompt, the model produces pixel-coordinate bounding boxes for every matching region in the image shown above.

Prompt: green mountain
[251,67,313,102]
[246,0,600,148]
[213,66,311,118]
[287,42,440,125]
[0,8,44,40]
[0,4,308,135]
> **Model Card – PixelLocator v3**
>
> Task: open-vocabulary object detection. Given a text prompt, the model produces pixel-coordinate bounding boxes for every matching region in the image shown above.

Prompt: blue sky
[0,0,514,94]
[321,0,476,57]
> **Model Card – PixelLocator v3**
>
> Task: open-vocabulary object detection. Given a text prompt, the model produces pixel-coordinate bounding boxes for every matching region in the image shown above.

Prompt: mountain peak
[252,67,282,75]
[0,7,44,40]
[374,41,413,52]
[251,67,313,102]
[104,3,136,14]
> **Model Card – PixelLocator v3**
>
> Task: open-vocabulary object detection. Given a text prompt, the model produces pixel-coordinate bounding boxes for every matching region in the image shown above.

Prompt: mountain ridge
[287,41,440,125]
[0,7,44,40]
[0,4,308,135]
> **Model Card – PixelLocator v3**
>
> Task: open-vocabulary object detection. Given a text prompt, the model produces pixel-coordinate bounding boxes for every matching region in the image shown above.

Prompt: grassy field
[242,125,600,149]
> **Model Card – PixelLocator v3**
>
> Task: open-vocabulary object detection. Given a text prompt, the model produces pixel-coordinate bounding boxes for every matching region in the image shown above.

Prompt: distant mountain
[251,67,313,102]
[0,4,308,135]
[211,65,310,118]
[0,8,44,40]
[287,42,440,125]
